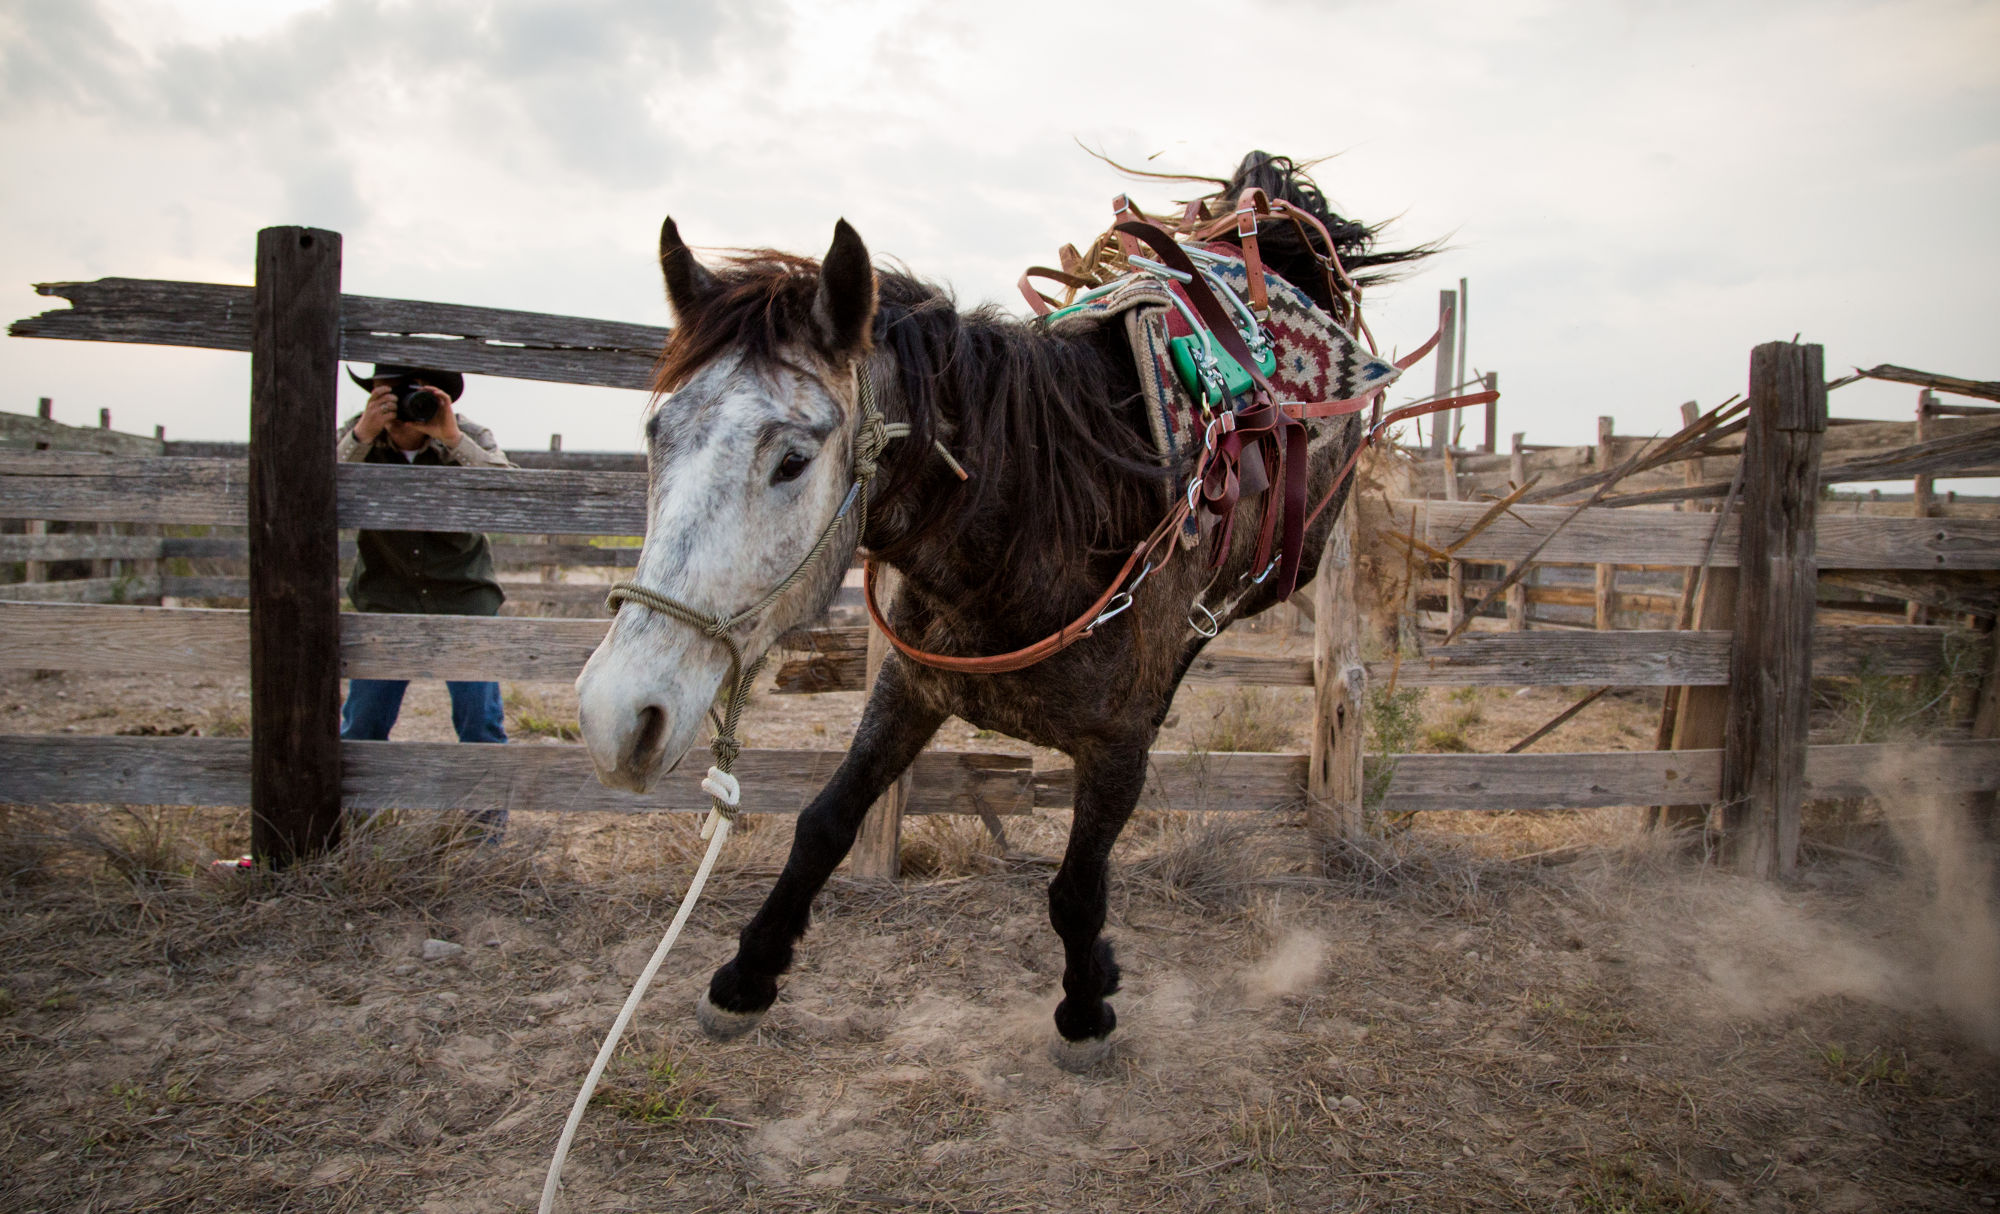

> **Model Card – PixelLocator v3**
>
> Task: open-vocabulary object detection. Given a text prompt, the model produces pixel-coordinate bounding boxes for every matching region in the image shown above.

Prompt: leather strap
[1111,195,1143,257]
[1018,265,1096,316]
[862,496,1193,674]
[1299,388,1501,532]
[1234,188,1272,320]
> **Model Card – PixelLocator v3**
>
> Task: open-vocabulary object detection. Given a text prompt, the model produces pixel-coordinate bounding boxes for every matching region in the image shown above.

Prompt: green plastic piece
[1170,332,1277,408]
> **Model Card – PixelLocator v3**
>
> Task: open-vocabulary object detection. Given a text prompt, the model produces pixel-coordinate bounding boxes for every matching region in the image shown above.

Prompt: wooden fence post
[1454,276,1469,453]
[1308,504,1365,844]
[248,226,345,866]
[1908,390,1934,625]
[1719,341,1826,877]
[1428,290,1457,457]
[1482,371,1499,455]
[1442,447,1466,634]
[1650,568,1738,832]
[1594,416,1617,630]
[851,565,908,878]
[23,398,52,586]
[1507,431,1527,630]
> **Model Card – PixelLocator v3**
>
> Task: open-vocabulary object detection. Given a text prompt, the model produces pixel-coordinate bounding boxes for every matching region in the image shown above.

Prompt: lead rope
[539,370,903,1214]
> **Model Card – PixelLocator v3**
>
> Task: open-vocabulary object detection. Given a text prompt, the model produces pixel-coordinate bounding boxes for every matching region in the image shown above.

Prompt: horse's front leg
[698,658,946,1039]
[1047,736,1150,1071]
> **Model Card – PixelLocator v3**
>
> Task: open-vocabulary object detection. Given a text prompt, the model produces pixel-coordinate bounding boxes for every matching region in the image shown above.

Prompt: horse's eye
[774,451,811,483]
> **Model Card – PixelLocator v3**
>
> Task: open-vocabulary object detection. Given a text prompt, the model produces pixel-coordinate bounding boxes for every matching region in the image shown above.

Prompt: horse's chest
[909,651,1162,753]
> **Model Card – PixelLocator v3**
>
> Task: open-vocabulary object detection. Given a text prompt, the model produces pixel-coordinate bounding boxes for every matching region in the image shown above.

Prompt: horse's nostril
[631,705,667,769]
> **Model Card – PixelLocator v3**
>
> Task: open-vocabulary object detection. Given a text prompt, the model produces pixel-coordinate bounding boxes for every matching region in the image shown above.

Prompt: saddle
[1020,194,1410,600]
[1036,241,1402,474]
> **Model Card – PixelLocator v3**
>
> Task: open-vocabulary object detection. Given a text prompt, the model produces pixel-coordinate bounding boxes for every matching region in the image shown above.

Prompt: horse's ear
[812,218,876,356]
[659,216,716,324]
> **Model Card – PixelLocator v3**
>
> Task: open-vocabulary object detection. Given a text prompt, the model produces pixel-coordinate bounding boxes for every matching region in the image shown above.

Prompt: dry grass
[897,813,1004,879]
[1189,687,1302,753]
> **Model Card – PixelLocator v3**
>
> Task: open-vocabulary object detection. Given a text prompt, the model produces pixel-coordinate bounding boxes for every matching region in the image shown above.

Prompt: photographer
[336,364,517,836]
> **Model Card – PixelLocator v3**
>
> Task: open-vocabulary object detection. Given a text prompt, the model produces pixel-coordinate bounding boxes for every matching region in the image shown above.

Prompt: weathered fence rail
[12,277,668,390]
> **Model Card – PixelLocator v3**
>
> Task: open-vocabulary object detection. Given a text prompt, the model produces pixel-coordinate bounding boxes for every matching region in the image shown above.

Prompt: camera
[390,379,442,424]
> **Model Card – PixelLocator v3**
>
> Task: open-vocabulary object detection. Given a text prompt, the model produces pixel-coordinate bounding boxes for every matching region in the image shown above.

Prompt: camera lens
[394,382,441,424]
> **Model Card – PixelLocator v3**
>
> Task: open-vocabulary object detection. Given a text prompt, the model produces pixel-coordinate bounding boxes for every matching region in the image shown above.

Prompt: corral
[3,229,1998,1212]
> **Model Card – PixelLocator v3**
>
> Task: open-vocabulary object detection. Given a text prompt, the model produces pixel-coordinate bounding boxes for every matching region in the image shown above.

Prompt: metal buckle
[1090,559,1155,629]
[1188,601,1220,637]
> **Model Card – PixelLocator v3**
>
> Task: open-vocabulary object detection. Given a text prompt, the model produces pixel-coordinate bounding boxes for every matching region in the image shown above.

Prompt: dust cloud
[1241,930,1327,1003]
[1640,765,2000,1054]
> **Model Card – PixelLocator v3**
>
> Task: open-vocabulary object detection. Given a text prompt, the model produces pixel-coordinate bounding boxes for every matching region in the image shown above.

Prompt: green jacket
[336,415,515,616]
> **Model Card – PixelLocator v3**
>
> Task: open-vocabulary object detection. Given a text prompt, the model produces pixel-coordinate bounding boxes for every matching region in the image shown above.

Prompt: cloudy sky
[2,0,1995,471]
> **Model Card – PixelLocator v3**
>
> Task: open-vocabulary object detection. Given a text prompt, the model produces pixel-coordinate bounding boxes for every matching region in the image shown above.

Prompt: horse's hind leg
[698,659,946,1039]
[1046,737,1149,1071]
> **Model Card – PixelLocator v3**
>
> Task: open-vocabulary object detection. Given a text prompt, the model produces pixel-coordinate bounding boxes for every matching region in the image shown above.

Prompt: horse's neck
[865,334,1150,620]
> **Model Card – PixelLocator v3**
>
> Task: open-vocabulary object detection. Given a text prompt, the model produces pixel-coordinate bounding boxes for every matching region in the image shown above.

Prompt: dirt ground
[3,620,1999,1213]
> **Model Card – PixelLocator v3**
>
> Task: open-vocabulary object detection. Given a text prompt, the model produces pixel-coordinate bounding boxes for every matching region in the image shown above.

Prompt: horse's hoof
[695,991,766,1041]
[1048,1031,1117,1073]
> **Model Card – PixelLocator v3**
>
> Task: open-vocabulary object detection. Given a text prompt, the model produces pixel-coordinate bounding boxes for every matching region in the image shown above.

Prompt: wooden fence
[3,227,1997,878]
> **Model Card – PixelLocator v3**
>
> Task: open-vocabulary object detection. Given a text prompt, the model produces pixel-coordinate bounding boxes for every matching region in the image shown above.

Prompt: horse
[575,152,1429,1070]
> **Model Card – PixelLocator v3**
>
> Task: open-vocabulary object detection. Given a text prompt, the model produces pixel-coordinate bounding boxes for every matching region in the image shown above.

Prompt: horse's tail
[1216,151,1436,323]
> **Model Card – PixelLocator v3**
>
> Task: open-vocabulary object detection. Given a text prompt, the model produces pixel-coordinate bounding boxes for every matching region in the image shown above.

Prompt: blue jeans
[341,679,508,837]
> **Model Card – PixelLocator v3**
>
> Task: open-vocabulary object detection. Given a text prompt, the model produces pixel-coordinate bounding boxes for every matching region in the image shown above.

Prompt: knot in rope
[709,734,742,774]
[853,412,888,483]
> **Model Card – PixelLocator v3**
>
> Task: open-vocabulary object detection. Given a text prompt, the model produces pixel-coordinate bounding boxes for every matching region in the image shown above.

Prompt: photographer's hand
[352,386,398,443]
[411,389,463,449]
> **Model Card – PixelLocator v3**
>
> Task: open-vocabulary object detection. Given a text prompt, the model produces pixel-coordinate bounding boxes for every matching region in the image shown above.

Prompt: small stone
[421,939,463,961]
[1730,1152,1748,1168]
[392,963,416,976]
[1338,1095,1363,1112]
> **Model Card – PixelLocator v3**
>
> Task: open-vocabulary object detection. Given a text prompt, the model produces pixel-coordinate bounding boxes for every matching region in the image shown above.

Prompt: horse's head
[577,218,878,792]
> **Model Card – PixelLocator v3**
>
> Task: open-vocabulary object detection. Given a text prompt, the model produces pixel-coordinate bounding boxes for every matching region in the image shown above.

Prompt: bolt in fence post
[249,226,345,866]
[1720,341,1825,877]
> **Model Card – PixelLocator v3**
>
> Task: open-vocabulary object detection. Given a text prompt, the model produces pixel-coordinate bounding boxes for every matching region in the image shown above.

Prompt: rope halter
[605,365,907,830]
